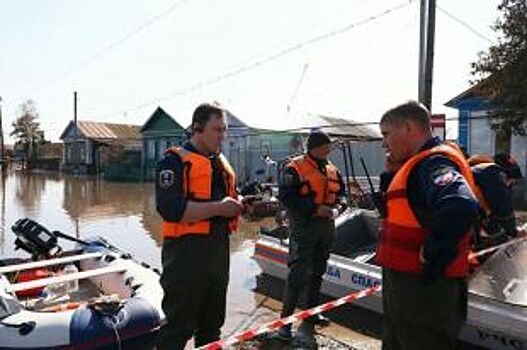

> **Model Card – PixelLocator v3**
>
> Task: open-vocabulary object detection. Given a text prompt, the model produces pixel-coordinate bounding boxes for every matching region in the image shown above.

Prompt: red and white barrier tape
[197,285,381,350]
[469,235,527,260]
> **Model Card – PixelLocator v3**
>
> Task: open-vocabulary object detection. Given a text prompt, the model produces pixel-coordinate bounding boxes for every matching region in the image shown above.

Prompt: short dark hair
[380,101,431,130]
[191,102,225,134]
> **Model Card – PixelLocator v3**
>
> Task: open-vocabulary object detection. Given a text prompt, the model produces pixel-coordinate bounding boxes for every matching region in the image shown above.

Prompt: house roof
[60,120,141,140]
[445,77,494,108]
[183,108,250,132]
[225,110,249,128]
[140,106,185,133]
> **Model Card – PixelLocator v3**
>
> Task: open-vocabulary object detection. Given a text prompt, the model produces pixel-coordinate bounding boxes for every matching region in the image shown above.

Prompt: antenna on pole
[73,91,79,176]
[287,62,309,113]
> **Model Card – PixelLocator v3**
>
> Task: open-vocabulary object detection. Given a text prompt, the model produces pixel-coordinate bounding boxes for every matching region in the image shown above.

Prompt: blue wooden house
[446,82,527,205]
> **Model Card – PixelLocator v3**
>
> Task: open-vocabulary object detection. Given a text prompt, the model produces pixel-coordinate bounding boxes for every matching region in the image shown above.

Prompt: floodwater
[2,169,522,349]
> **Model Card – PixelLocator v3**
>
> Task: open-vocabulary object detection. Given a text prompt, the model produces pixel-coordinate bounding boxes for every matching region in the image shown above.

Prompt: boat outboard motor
[11,218,61,259]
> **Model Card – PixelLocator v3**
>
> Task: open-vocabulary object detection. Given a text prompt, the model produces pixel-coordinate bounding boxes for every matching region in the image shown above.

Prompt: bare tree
[10,100,48,161]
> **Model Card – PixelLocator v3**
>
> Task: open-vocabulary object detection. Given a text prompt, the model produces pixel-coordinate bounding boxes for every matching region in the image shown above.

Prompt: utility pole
[0,95,4,171]
[424,0,436,109]
[74,91,78,175]
[418,0,427,104]
[418,0,436,110]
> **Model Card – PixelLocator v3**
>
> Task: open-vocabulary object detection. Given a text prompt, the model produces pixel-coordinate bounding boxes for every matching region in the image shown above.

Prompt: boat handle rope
[0,320,35,336]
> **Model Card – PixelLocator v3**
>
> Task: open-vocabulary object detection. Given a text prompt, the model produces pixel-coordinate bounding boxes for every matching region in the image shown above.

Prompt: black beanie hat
[307,131,332,152]
[494,153,523,179]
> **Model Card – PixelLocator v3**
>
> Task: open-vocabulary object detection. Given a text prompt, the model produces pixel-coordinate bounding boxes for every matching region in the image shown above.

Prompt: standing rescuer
[155,103,244,350]
[376,101,479,350]
[275,131,346,346]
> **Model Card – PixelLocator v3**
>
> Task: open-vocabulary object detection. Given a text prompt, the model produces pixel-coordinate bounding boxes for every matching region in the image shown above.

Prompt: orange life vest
[470,162,495,216]
[376,143,477,277]
[287,155,341,207]
[162,146,239,239]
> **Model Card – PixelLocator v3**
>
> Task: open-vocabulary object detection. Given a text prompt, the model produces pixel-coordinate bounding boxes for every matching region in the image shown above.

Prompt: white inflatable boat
[254,209,527,350]
[0,218,164,350]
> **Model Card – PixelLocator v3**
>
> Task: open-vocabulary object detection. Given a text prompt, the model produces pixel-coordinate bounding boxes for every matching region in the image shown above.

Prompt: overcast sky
[0,0,501,143]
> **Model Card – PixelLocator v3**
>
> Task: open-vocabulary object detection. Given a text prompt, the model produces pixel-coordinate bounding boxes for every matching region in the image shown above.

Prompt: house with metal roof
[59,120,141,175]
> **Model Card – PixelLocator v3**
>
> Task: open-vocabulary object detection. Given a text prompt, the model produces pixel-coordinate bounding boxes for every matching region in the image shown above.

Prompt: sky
[0,0,501,143]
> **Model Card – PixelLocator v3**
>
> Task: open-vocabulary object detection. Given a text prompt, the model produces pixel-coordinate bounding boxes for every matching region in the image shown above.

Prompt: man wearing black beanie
[274,130,347,347]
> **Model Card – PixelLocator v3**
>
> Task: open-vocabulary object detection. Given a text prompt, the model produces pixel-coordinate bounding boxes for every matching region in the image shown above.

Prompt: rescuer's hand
[241,195,258,217]
[217,197,244,218]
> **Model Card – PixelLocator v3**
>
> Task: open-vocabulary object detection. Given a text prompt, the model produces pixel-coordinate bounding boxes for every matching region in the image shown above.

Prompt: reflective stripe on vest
[162,146,239,239]
[287,155,341,206]
[470,162,494,215]
[375,144,476,277]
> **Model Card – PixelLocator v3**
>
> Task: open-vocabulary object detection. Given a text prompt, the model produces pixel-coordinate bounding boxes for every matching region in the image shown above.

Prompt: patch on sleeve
[159,169,174,189]
[431,166,455,186]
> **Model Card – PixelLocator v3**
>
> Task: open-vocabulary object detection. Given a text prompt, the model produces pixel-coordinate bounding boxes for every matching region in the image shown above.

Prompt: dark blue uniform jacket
[472,164,518,237]
[278,154,347,217]
[155,142,229,240]
[380,137,479,282]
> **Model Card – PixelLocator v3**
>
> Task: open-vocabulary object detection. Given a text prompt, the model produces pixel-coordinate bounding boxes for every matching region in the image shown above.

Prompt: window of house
[78,143,85,162]
[147,139,155,160]
[158,139,167,159]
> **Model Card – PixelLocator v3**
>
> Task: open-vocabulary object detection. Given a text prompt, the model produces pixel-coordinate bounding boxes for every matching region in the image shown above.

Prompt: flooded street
[2,170,524,349]
[0,170,382,349]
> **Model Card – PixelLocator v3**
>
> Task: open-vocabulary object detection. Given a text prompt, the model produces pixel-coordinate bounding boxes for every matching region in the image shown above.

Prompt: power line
[17,0,192,101]
[93,1,415,119]
[220,112,502,140]
[305,18,414,103]
[437,5,494,44]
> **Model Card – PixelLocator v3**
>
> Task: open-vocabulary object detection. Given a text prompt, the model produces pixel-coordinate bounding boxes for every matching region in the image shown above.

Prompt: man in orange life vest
[376,101,479,350]
[276,131,346,345]
[155,103,244,350]
[469,153,525,248]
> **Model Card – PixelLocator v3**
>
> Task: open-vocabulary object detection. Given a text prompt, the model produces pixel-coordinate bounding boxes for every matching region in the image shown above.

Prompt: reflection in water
[0,172,163,263]
[15,173,49,216]
[0,169,6,255]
